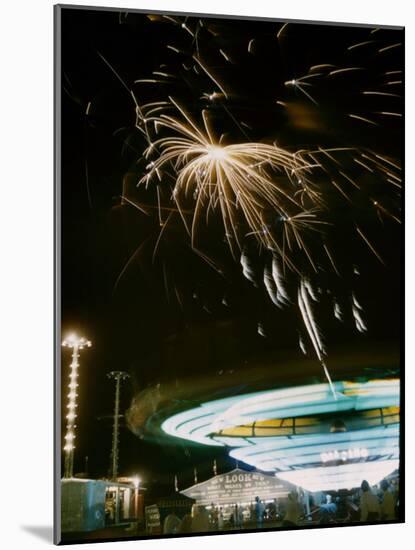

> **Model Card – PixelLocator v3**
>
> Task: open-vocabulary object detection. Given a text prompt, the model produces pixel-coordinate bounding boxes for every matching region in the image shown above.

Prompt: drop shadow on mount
[21,525,53,543]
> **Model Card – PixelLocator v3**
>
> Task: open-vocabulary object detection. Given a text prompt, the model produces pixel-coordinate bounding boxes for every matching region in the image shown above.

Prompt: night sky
[59,7,403,494]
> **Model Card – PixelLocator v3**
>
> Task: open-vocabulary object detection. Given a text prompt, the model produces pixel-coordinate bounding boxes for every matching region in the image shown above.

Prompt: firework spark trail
[241,249,257,286]
[299,280,324,358]
[97,50,155,150]
[352,293,363,310]
[271,256,290,305]
[353,305,367,333]
[284,78,319,105]
[192,55,229,99]
[280,210,328,272]
[339,170,360,190]
[355,226,385,265]
[348,40,375,51]
[323,244,340,276]
[257,322,266,337]
[349,113,378,126]
[304,278,318,302]
[299,335,307,355]
[329,67,364,76]
[121,196,151,216]
[277,22,289,39]
[334,301,343,321]
[263,264,280,307]
[298,279,337,398]
[113,236,152,293]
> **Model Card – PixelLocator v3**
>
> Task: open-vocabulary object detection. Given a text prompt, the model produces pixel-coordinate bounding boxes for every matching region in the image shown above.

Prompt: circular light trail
[161,378,399,491]
[161,379,399,446]
[229,425,399,471]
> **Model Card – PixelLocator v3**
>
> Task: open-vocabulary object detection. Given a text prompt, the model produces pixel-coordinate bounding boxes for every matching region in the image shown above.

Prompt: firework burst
[139,101,325,260]
[112,15,402,395]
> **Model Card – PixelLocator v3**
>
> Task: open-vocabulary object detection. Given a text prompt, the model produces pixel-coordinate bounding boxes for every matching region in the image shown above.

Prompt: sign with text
[145,504,161,533]
[181,468,291,505]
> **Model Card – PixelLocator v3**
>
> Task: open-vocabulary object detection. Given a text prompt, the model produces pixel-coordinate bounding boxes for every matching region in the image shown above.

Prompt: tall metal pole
[107,371,129,481]
[62,334,91,479]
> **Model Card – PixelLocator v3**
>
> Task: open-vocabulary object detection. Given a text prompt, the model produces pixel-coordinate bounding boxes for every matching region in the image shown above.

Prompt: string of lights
[62,334,91,479]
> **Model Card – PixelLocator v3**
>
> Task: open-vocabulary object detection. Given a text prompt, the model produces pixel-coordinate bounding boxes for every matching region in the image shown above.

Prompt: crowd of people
[316,479,399,524]
[161,479,399,535]
[311,479,399,525]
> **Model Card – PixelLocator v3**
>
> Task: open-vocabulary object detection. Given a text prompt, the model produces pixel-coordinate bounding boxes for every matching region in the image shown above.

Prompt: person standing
[360,480,381,522]
[191,504,210,533]
[283,491,301,527]
[380,480,396,520]
[210,505,219,530]
[255,496,265,529]
[237,504,244,529]
[234,504,243,529]
[218,508,224,530]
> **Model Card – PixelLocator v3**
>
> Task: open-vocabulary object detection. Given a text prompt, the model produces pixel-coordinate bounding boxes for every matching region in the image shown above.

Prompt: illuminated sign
[180,468,290,505]
[320,447,369,463]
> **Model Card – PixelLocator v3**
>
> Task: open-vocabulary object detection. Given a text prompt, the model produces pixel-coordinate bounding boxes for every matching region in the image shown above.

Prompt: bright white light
[132,476,141,489]
[275,460,399,492]
[321,447,369,463]
[62,333,91,475]
[206,145,228,161]
[62,334,92,349]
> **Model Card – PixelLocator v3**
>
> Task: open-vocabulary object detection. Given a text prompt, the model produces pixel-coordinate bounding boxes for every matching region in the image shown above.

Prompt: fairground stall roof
[180,468,292,506]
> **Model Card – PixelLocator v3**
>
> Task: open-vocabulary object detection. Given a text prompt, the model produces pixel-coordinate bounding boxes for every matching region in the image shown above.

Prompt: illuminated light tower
[107,371,130,480]
[62,334,92,479]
